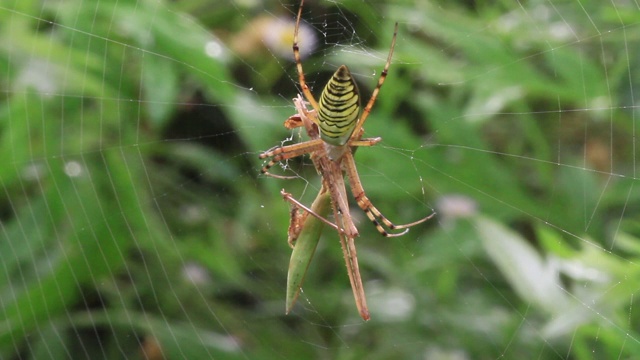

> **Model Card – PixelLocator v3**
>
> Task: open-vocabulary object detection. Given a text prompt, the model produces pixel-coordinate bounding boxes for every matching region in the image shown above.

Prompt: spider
[259,0,435,320]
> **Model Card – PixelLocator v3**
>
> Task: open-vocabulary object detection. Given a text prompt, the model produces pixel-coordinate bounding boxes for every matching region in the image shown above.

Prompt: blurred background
[1,0,639,359]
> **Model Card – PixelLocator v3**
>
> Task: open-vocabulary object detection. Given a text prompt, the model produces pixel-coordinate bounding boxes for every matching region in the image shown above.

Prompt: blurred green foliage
[1,0,639,359]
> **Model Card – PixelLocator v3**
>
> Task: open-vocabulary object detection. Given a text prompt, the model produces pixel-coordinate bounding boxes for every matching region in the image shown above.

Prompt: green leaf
[285,188,331,314]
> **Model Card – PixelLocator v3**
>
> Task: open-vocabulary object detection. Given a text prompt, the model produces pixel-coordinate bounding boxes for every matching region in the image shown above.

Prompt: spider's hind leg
[342,151,435,237]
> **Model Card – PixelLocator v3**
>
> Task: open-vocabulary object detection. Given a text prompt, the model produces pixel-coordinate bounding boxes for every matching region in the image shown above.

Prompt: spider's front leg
[259,95,323,178]
[258,139,324,178]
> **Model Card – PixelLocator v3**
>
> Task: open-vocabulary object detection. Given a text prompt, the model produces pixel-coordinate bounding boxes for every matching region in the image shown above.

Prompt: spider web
[1,0,639,359]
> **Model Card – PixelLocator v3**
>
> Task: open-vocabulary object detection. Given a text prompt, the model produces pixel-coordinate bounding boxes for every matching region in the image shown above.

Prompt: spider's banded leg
[349,22,399,142]
[293,0,320,112]
[343,151,435,237]
[259,138,324,174]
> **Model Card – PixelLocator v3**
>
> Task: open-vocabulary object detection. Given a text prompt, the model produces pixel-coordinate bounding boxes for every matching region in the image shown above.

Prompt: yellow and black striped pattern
[318,65,361,146]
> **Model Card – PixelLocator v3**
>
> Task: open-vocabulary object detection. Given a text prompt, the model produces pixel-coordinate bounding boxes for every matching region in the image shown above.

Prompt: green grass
[1,0,639,358]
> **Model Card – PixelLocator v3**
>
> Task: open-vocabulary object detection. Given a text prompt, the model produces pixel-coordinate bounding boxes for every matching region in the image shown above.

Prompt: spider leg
[259,139,324,175]
[293,0,320,113]
[349,22,399,142]
[350,137,382,148]
[343,151,435,237]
